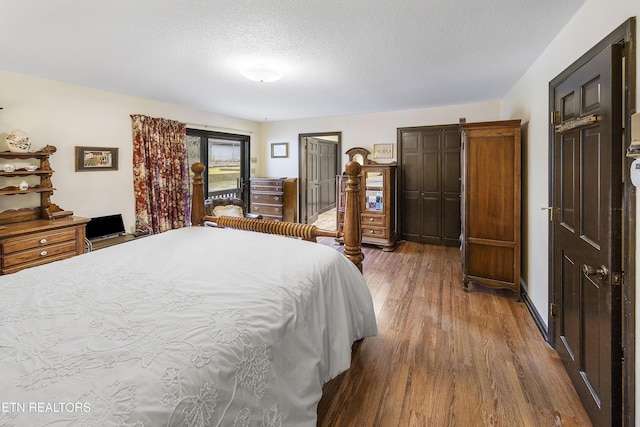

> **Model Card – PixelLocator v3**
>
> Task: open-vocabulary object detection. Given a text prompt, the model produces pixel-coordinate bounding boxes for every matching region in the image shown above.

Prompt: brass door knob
[582,264,609,280]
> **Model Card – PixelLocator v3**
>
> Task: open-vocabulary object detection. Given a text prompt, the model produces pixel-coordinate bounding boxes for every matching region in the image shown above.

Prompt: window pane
[186,135,202,168]
[208,138,240,198]
[185,135,202,203]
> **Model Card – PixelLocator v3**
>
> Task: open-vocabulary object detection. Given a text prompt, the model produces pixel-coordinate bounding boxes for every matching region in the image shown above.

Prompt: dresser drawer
[251,181,283,192]
[3,240,78,268]
[251,193,284,205]
[2,228,77,254]
[251,204,283,217]
[362,214,385,227]
[0,217,89,275]
[362,226,387,239]
[2,253,77,275]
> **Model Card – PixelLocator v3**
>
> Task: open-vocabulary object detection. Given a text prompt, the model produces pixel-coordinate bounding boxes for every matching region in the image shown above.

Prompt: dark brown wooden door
[306,137,320,223]
[441,130,462,245]
[551,44,622,427]
[304,137,338,223]
[399,125,460,246]
[317,140,337,214]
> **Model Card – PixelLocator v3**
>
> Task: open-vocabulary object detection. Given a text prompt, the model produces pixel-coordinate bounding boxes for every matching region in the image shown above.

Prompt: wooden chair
[204,197,262,219]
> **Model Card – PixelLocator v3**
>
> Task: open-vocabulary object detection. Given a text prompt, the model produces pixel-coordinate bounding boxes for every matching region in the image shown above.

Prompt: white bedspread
[0,226,377,426]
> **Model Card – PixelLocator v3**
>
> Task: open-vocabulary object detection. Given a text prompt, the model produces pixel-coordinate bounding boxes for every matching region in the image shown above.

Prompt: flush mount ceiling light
[240,64,283,83]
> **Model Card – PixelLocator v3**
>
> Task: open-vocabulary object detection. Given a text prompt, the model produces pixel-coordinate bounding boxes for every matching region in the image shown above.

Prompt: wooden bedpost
[191,162,205,226]
[192,159,364,272]
[343,161,364,272]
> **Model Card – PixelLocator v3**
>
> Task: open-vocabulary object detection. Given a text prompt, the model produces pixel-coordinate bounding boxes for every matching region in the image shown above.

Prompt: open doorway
[298,132,341,227]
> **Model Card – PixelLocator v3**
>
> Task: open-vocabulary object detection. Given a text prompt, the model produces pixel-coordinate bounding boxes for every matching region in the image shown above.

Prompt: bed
[0,161,376,426]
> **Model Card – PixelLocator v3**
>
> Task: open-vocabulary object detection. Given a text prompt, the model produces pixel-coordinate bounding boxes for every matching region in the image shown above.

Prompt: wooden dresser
[337,163,397,251]
[460,120,521,299]
[249,178,298,222]
[0,145,88,275]
[0,217,89,275]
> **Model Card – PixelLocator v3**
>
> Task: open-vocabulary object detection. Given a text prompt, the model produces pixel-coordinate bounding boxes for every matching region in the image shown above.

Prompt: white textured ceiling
[0,0,585,122]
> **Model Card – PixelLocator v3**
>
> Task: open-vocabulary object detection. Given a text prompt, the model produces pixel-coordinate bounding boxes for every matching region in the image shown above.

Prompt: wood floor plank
[317,241,592,427]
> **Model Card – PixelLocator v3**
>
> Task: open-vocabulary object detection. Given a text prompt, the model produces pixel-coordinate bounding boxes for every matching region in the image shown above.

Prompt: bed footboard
[203,216,335,241]
[191,161,364,271]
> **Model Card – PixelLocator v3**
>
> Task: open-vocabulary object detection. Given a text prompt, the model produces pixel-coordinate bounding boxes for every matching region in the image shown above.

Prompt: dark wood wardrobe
[397,124,461,246]
[460,120,521,299]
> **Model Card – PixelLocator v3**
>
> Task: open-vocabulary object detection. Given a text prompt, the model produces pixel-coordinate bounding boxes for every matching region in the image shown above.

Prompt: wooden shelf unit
[0,146,88,274]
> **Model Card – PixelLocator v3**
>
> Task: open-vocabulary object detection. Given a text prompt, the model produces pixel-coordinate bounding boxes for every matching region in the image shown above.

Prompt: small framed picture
[271,142,289,158]
[373,143,394,160]
[75,146,119,171]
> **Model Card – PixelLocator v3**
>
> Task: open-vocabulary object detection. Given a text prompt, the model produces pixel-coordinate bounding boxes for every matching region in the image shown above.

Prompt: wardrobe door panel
[399,125,460,246]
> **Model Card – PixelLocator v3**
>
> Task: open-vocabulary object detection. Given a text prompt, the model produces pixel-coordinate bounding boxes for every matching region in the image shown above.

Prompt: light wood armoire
[460,120,521,299]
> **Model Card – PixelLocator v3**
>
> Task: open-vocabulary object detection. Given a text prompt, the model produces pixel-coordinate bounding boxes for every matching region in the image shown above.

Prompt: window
[186,129,250,202]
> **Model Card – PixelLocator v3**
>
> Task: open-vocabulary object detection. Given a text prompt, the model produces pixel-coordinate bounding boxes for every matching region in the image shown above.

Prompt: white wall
[0,69,262,232]
[261,101,502,178]
[0,69,500,237]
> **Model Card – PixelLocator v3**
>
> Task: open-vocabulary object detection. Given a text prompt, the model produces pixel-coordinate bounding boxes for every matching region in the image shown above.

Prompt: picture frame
[373,143,394,160]
[271,142,289,158]
[75,146,119,171]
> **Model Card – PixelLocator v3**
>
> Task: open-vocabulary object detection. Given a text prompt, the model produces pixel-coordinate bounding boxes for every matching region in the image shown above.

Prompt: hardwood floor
[316,240,592,427]
[312,208,337,230]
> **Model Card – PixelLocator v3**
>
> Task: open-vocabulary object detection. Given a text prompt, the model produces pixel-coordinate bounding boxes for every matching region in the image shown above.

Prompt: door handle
[582,264,609,280]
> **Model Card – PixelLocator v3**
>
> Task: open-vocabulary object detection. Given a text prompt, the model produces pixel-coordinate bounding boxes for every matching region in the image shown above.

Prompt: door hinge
[551,111,560,125]
[550,303,559,317]
[612,271,623,287]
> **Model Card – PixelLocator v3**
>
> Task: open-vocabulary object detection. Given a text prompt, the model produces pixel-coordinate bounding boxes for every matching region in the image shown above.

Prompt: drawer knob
[370,230,375,234]
[369,218,374,222]
[40,250,48,256]
[39,238,47,244]
[274,197,280,201]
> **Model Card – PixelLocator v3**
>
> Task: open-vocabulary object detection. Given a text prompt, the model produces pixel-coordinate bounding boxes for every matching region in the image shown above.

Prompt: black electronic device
[86,214,127,241]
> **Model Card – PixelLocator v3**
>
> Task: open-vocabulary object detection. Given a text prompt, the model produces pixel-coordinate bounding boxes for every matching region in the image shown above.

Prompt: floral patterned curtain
[131,114,189,234]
